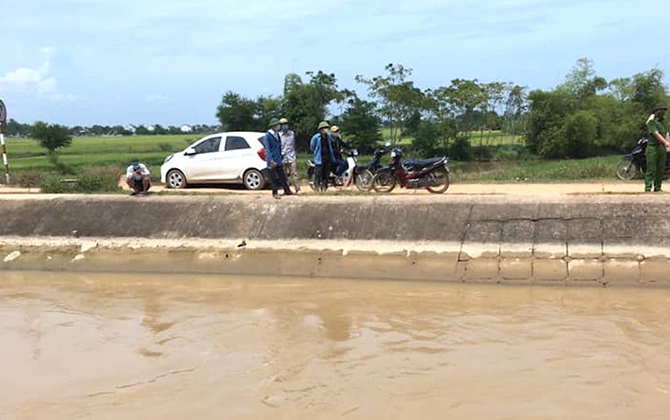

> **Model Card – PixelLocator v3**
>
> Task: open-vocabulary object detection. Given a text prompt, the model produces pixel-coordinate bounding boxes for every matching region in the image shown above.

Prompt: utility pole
[0,99,9,184]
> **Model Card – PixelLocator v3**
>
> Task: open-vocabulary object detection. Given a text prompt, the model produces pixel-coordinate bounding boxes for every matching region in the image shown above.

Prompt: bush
[39,166,121,194]
[494,147,519,161]
[563,110,598,158]
[47,153,76,175]
[450,135,474,161]
[537,126,567,159]
[412,122,441,158]
[11,171,46,188]
[39,176,70,193]
[77,166,121,193]
[493,145,535,161]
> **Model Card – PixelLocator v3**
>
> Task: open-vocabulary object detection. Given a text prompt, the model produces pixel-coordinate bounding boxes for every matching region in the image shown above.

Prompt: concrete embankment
[1,194,670,286]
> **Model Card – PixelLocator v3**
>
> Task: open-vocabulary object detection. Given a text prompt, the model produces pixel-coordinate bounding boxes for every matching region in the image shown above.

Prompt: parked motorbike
[307,149,371,191]
[615,137,670,180]
[371,147,450,194]
[352,143,392,191]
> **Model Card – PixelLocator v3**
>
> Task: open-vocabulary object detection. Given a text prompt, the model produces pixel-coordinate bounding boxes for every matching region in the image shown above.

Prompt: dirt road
[0,180,653,197]
[140,181,649,196]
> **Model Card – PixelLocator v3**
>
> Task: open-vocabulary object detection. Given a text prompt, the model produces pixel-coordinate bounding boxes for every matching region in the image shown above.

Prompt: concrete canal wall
[1,194,670,286]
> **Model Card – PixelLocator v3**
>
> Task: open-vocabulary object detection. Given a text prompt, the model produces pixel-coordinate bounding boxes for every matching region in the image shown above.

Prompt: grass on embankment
[4,135,626,191]
[449,155,622,182]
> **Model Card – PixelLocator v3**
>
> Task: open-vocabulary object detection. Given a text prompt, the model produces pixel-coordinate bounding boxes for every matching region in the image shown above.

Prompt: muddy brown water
[2,272,670,420]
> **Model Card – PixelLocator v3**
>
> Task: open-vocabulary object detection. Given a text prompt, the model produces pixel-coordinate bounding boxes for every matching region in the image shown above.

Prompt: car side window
[225,136,251,151]
[194,136,222,154]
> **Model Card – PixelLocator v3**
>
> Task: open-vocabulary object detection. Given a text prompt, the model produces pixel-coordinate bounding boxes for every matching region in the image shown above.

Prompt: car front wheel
[244,169,265,190]
[166,169,187,189]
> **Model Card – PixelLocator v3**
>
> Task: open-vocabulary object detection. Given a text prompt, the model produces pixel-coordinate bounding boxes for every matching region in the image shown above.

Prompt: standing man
[279,118,301,194]
[330,125,353,180]
[265,118,292,199]
[645,104,669,193]
[310,121,335,192]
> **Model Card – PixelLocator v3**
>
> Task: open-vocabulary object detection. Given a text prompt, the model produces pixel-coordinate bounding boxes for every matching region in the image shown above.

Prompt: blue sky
[0,0,668,126]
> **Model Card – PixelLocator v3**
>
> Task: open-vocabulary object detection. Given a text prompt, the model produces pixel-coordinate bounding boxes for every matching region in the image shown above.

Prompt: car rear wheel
[244,169,265,190]
[166,169,187,189]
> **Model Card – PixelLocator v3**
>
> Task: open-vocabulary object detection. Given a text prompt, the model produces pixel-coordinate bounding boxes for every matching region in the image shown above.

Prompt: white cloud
[0,52,74,101]
[0,58,55,94]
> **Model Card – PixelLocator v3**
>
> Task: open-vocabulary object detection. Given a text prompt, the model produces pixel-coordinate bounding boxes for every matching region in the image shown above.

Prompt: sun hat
[279,118,289,124]
[268,118,280,128]
[317,121,330,130]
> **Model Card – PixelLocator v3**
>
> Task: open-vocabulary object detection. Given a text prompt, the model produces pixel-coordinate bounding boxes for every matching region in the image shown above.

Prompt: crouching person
[126,160,151,196]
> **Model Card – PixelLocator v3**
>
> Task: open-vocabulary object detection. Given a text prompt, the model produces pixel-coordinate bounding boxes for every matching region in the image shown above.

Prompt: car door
[220,135,254,179]
[183,136,224,182]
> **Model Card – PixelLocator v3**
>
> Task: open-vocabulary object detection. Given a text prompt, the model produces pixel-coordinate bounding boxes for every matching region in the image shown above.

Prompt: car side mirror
[184,147,196,156]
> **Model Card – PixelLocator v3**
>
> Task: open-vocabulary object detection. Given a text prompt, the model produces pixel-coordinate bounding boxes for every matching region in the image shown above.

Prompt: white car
[161,131,268,190]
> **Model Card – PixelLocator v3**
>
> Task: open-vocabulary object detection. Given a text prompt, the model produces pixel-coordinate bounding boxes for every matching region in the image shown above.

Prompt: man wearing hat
[264,118,292,199]
[279,118,300,194]
[125,158,151,196]
[330,125,353,179]
[645,104,670,192]
[310,121,335,191]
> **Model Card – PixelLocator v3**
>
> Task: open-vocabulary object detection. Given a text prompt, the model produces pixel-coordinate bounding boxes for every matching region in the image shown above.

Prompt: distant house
[180,124,193,133]
[124,124,137,134]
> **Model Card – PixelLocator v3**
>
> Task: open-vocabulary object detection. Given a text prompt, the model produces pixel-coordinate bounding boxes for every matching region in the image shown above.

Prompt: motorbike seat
[404,157,444,170]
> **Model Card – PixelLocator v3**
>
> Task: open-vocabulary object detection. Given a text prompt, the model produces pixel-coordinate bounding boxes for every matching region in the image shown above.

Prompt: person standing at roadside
[310,121,335,192]
[645,104,670,193]
[279,118,301,194]
[265,118,292,199]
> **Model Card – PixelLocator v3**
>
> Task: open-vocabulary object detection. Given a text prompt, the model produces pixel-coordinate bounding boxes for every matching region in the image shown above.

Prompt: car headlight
[164,154,174,163]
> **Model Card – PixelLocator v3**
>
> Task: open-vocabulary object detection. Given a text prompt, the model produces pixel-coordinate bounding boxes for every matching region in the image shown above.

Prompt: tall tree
[338,98,382,153]
[283,71,348,151]
[216,91,259,131]
[503,85,528,137]
[256,96,283,129]
[356,64,424,144]
[31,122,72,154]
[559,58,607,104]
[631,68,668,111]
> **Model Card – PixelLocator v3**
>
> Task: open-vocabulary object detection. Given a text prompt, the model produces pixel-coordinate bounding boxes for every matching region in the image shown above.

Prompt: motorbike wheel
[355,170,374,192]
[426,167,450,194]
[307,167,316,191]
[615,159,637,181]
[372,172,396,193]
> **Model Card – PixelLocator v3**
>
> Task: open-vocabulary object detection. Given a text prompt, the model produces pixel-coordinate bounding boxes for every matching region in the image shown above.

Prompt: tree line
[216,60,669,160]
[2,121,219,138]
[4,58,668,162]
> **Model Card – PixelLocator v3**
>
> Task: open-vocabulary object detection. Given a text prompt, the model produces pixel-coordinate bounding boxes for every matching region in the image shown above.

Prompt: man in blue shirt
[310,121,335,191]
[264,118,292,199]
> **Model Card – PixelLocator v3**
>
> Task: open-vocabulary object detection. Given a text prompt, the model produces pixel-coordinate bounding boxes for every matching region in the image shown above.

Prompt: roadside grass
[450,155,622,182]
